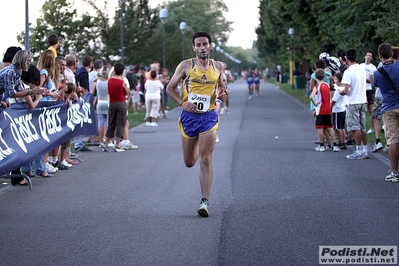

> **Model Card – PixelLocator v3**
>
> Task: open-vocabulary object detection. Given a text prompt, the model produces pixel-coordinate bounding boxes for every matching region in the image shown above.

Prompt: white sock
[356,146,362,154]
[363,145,368,153]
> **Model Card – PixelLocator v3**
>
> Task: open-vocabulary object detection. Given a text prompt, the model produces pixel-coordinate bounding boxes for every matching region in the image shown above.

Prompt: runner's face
[193,37,211,59]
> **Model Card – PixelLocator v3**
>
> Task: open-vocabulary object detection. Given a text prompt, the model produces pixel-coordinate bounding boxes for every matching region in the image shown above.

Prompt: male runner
[166,31,227,217]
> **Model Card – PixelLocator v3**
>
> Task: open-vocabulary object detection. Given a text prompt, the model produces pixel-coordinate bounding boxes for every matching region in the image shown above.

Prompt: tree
[105,0,160,66]
[255,0,399,72]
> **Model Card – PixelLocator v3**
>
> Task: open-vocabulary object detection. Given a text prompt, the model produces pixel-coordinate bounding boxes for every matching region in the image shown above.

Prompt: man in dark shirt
[76,55,93,93]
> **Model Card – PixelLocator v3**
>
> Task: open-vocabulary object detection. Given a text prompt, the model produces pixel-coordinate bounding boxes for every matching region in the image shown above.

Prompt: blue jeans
[20,162,33,173]
[33,156,46,175]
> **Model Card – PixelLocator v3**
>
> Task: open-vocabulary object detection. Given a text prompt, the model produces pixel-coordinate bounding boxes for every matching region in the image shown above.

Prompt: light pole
[119,0,126,64]
[159,8,168,69]
[179,22,187,60]
[25,0,29,51]
[288,27,295,89]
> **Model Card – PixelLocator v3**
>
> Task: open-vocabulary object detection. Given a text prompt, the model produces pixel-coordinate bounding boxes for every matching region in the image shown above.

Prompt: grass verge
[127,100,179,129]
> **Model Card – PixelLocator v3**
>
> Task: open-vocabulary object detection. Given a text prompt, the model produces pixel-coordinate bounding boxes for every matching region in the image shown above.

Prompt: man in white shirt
[340,48,368,159]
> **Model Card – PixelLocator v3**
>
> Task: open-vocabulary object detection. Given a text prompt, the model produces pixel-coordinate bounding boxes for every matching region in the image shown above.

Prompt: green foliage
[18,0,250,71]
[256,0,399,73]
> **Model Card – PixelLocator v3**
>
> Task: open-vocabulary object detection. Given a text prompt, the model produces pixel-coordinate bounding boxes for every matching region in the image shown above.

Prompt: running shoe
[197,200,209,217]
[121,140,138,150]
[333,146,341,152]
[385,171,399,182]
[46,162,58,173]
[315,145,326,152]
[366,129,374,134]
[61,160,73,168]
[371,142,383,153]
[346,152,364,160]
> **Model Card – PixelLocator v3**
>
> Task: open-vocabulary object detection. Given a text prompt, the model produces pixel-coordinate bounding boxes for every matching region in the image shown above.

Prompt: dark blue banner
[0,93,98,175]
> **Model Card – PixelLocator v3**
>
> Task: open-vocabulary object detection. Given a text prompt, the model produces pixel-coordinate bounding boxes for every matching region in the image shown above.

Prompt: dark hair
[21,64,41,85]
[56,56,65,62]
[365,50,374,59]
[315,59,326,69]
[337,48,345,59]
[150,70,157,79]
[65,82,76,94]
[192,31,211,45]
[315,68,325,81]
[114,63,125,76]
[393,51,399,60]
[47,33,59,46]
[81,55,93,68]
[345,49,357,62]
[2,46,22,63]
[335,72,343,82]
[338,50,346,62]
[378,43,393,60]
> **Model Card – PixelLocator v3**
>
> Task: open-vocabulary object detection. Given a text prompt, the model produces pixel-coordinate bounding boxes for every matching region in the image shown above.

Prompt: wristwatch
[27,90,32,96]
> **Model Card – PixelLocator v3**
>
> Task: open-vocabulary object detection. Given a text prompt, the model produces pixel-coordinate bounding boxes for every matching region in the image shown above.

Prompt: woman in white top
[144,70,163,126]
[92,65,111,144]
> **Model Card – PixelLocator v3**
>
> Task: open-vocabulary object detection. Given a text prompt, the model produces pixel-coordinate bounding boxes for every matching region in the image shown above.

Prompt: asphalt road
[1,79,398,266]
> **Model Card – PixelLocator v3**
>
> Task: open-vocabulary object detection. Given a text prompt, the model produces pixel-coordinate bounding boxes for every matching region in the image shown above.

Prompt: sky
[1,0,260,55]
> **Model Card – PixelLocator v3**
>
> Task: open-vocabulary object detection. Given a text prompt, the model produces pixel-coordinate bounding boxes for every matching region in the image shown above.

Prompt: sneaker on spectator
[385,171,399,182]
[371,142,383,153]
[121,140,138,150]
[362,152,369,159]
[61,160,72,168]
[114,147,125,152]
[150,122,158,127]
[346,152,364,160]
[366,128,374,134]
[53,160,69,170]
[339,144,347,150]
[225,107,229,115]
[145,122,151,126]
[46,162,58,173]
[333,146,341,152]
[315,145,326,152]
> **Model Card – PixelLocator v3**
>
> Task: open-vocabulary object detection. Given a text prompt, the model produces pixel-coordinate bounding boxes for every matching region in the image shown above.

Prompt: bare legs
[181,130,216,199]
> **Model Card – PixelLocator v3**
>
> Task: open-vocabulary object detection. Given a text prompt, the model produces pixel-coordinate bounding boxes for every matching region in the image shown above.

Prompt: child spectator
[310,68,339,151]
[47,33,59,57]
[331,72,347,150]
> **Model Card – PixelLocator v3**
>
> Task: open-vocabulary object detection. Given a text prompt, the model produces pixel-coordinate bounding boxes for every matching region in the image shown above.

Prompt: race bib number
[188,93,210,112]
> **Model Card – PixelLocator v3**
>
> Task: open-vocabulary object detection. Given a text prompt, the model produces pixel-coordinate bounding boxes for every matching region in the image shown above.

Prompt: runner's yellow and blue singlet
[181,58,219,112]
